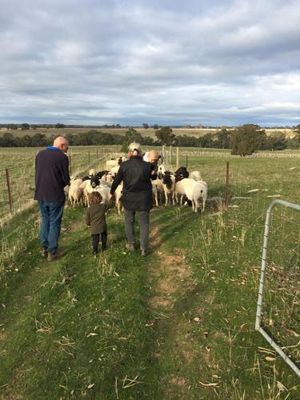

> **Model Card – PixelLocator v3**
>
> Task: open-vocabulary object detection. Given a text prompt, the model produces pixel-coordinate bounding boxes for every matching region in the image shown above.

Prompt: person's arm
[61,155,70,187]
[150,163,157,180]
[35,155,38,187]
[110,165,124,195]
[105,198,114,211]
[86,208,91,226]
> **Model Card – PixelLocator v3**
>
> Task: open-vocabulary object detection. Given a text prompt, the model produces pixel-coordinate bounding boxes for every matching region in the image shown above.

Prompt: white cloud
[0,0,299,125]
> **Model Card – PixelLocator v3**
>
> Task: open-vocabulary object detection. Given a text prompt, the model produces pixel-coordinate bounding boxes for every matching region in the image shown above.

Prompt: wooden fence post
[162,145,165,163]
[176,147,179,169]
[5,168,13,213]
[185,154,188,168]
[224,161,230,209]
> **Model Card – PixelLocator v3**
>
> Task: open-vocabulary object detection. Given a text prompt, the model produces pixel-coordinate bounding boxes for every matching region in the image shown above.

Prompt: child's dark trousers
[91,231,107,253]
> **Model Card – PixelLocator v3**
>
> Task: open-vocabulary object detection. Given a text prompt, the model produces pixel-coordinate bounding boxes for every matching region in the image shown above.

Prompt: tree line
[1,125,300,156]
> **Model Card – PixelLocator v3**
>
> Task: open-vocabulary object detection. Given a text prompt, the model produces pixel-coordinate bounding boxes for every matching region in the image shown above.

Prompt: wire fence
[1,146,300,222]
[256,200,300,376]
[0,146,121,222]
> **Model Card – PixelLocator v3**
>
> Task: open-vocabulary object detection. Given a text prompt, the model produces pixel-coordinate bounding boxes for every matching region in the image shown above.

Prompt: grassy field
[1,144,300,221]
[0,150,300,399]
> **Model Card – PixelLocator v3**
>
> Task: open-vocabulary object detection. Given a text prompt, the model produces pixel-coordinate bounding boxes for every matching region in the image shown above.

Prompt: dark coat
[34,146,70,203]
[86,203,108,234]
[110,156,156,211]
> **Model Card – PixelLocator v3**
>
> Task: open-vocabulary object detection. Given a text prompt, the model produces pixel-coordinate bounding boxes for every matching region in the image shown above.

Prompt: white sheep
[152,178,164,207]
[79,180,89,206]
[102,173,113,185]
[68,178,83,206]
[105,159,119,169]
[175,178,208,212]
[191,180,208,212]
[110,165,120,177]
[80,180,110,206]
[114,182,123,214]
[189,170,202,181]
[96,184,111,204]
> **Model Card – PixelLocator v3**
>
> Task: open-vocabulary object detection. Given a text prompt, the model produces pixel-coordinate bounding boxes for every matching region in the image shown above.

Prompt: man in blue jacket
[110,142,157,256]
[34,136,70,261]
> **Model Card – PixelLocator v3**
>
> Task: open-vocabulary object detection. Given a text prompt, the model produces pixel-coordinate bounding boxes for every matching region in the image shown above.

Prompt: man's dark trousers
[38,201,64,255]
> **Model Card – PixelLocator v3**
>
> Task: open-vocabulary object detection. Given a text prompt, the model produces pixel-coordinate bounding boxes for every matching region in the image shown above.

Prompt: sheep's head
[175,166,189,182]
[90,175,100,188]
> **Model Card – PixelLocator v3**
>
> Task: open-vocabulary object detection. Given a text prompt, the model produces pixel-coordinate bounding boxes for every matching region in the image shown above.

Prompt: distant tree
[262,133,287,151]
[291,124,300,147]
[141,136,154,146]
[30,133,48,147]
[176,135,201,147]
[20,134,32,146]
[121,128,143,152]
[155,126,176,146]
[142,123,149,129]
[199,133,215,148]
[21,123,30,130]
[65,133,75,145]
[55,123,65,128]
[153,124,159,130]
[231,124,266,156]
[294,124,300,134]
[0,132,15,146]
[7,124,18,130]
[215,127,231,148]
[286,138,300,149]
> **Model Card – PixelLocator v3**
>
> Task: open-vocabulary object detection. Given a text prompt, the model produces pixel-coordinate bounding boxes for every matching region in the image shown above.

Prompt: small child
[86,191,108,255]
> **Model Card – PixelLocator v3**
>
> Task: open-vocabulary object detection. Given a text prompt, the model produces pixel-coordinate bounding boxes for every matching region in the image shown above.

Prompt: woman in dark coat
[110,143,158,256]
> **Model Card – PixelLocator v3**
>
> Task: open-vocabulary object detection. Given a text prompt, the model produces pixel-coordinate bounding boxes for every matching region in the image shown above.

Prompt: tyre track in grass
[147,208,208,399]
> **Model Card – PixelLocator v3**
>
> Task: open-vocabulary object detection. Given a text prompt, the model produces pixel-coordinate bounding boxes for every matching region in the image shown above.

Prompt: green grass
[0,208,162,399]
[1,152,300,399]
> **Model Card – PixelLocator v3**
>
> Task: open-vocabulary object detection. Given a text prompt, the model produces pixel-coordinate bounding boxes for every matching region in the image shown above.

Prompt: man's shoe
[40,248,48,258]
[125,243,135,252]
[141,249,148,257]
[47,252,61,262]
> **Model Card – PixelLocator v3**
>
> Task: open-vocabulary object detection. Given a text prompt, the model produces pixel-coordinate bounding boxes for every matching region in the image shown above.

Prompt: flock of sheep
[67,156,208,213]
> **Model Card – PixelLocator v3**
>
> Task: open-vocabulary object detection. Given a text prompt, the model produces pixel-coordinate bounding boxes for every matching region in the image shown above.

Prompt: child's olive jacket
[86,203,108,234]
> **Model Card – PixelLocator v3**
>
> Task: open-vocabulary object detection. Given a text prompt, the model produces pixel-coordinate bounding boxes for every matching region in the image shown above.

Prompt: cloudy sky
[1,0,300,126]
